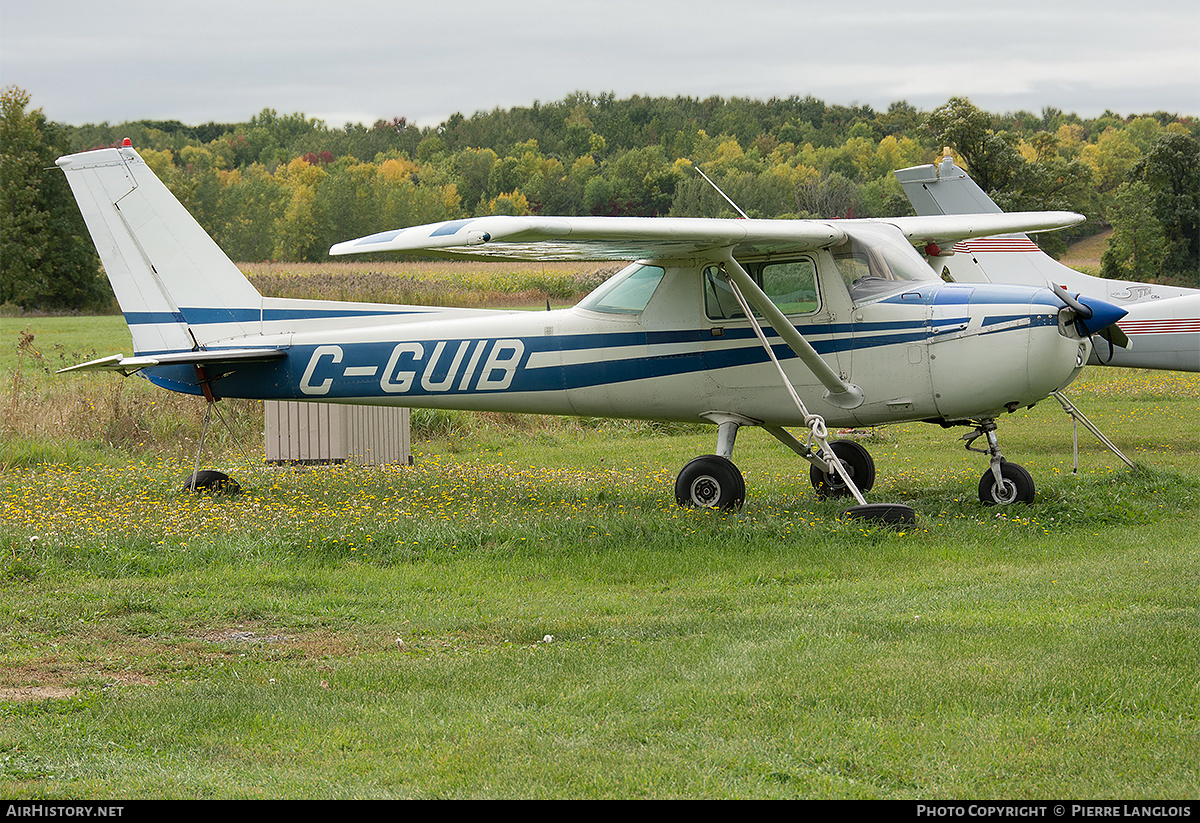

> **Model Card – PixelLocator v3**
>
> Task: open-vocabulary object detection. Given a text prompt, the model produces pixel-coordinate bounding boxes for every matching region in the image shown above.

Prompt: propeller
[1054,286,1129,346]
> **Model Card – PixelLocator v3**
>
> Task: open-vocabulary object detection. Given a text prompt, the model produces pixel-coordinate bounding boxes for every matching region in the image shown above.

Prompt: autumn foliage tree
[3,91,1197,311]
[1,87,109,310]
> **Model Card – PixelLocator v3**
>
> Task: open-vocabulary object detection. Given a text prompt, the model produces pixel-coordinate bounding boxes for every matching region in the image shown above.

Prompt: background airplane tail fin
[895,154,1094,290]
[57,144,263,355]
[895,155,1003,217]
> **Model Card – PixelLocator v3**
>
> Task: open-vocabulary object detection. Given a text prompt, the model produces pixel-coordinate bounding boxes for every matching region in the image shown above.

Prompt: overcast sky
[3,0,1197,129]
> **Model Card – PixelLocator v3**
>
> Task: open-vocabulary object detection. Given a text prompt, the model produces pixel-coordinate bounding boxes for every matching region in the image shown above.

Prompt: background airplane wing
[875,212,1084,249]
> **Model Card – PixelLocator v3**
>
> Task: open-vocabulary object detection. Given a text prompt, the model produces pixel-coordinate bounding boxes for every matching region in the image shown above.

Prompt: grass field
[2,312,1198,799]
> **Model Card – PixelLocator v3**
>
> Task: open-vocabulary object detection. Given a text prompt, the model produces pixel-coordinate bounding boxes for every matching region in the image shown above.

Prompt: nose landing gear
[963,419,1035,506]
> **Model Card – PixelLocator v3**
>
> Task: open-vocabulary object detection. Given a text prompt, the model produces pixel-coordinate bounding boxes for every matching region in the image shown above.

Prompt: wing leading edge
[329,216,847,261]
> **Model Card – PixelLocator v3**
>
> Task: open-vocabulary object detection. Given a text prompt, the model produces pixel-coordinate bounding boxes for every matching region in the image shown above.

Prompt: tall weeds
[2,326,262,467]
[243,260,616,307]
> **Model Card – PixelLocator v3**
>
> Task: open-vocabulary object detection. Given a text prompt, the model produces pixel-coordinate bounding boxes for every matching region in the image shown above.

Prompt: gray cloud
[3,0,1197,127]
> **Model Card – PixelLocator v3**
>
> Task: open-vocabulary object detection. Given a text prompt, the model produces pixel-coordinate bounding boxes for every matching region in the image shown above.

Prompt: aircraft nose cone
[1074,296,1127,337]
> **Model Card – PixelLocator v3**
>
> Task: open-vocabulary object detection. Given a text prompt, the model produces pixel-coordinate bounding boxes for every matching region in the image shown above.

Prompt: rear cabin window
[703,259,820,320]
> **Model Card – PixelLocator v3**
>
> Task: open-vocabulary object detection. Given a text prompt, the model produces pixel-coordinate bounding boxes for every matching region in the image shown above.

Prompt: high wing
[330,216,846,261]
[329,212,1082,262]
[872,213,1083,250]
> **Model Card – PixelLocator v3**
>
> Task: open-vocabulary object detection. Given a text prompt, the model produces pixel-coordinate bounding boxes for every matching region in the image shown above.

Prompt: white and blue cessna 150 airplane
[56,142,1127,522]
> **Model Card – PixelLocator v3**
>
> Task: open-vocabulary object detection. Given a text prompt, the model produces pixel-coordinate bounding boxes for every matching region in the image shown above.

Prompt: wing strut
[718,254,863,409]
[719,258,867,507]
[721,256,917,526]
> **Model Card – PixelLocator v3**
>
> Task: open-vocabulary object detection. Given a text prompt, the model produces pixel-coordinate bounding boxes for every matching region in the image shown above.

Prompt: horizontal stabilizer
[58,348,287,376]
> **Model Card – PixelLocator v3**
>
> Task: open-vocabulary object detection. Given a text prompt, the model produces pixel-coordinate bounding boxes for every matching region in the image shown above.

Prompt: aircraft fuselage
[143,255,1091,430]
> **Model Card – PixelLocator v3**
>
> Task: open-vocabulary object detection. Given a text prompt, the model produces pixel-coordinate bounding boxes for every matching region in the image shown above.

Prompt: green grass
[1,318,1198,798]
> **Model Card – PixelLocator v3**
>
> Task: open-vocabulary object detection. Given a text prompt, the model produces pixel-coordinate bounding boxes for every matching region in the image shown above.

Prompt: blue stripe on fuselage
[125,306,434,327]
[142,316,971,399]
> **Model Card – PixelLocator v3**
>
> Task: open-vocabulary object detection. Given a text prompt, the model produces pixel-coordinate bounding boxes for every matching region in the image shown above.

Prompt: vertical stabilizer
[895,156,1003,217]
[57,144,263,354]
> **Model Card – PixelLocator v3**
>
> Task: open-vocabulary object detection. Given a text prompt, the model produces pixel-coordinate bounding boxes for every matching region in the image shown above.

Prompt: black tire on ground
[675,455,746,511]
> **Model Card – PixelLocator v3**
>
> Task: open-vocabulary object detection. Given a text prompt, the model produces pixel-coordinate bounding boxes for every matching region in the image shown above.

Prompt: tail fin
[896,155,1004,217]
[57,144,262,355]
[894,155,1078,290]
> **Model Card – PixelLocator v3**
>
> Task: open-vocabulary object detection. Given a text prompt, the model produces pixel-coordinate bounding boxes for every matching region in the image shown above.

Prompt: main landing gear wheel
[675,455,745,511]
[978,461,1035,506]
[810,439,876,499]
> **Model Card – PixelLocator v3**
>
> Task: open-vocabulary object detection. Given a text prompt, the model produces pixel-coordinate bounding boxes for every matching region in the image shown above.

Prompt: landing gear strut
[673,414,914,526]
[674,416,749,511]
[672,258,915,526]
[962,419,1035,506]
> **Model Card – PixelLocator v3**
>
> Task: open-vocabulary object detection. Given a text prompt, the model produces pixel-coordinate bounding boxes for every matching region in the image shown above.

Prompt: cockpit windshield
[832,223,939,302]
[576,263,665,314]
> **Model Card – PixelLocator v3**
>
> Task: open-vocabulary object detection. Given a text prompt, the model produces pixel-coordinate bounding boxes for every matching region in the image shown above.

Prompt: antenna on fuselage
[693,163,749,219]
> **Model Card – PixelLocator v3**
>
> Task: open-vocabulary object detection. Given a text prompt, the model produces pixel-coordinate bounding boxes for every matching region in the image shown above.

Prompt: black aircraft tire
[810,439,876,499]
[978,461,1035,506]
[675,455,745,511]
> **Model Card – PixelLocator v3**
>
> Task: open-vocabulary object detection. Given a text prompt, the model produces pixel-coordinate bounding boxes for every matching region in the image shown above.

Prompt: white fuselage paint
[146,255,1091,431]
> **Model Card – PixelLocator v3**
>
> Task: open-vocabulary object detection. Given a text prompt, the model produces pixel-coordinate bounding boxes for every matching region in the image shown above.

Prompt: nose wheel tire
[978,461,1035,505]
[810,439,875,499]
[675,455,746,511]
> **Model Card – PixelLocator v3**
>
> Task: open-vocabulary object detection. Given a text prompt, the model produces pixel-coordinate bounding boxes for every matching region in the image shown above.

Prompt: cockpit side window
[832,224,940,302]
[704,258,820,320]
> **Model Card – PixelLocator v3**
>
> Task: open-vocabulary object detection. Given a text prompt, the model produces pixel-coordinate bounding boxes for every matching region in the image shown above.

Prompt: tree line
[3,87,1197,311]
